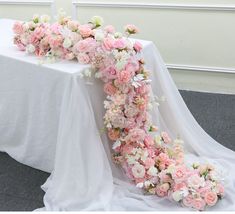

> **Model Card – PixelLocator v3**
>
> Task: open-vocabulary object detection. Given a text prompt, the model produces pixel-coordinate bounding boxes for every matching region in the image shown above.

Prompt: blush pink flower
[13,21,24,34]
[113,38,126,49]
[156,184,168,197]
[50,23,62,34]
[144,158,155,169]
[101,66,117,80]
[78,24,92,37]
[192,198,206,211]
[103,82,117,95]
[204,191,218,206]
[144,135,154,147]
[124,24,139,34]
[161,132,171,144]
[126,128,146,142]
[133,41,143,52]
[34,26,45,39]
[124,104,139,118]
[108,129,120,141]
[104,25,115,34]
[172,165,187,181]
[102,37,114,51]
[173,182,187,191]
[117,70,132,84]
[182,194,193,207]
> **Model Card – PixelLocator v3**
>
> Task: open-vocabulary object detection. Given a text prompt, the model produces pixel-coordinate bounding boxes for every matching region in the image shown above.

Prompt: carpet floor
[0,90,234,211]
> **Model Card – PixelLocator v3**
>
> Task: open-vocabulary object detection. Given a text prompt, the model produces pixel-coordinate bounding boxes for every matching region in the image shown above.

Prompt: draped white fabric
[0,19,234,211]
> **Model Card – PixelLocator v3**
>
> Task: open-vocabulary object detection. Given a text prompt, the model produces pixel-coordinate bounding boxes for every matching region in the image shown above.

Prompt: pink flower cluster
[13,13,225,211]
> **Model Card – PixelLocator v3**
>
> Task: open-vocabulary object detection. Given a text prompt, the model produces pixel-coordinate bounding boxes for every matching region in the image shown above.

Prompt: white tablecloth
[0,19,235,211]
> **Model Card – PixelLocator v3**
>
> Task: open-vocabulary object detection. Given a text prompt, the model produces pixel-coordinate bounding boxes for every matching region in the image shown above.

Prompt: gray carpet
[0,90,234,211]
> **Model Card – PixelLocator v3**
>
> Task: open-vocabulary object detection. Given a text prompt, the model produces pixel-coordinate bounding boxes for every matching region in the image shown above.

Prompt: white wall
[1,0,235,94]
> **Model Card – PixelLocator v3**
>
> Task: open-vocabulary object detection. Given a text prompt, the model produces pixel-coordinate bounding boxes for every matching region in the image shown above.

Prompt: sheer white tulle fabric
[0,19,234,211]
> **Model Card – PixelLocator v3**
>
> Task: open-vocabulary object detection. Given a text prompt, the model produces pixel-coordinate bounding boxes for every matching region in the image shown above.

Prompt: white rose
[172,191,183,202]
[147,166,158,176]
[95,31,104,41]
[91,16,104,27]
[40,15,51,23]
[63,38,72,48]
[26,44,35,54]
[132,164,145,178]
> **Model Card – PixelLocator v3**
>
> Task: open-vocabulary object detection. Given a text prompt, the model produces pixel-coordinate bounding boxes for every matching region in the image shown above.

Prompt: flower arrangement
[13,10,225,211]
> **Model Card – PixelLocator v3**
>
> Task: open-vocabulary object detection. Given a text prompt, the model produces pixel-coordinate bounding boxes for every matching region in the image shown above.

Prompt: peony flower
[192,198,206,211]
[103,82,117,95]
[78,24,93,37]
[91,16,104,27]
[132,164,146,178]
[108,129,120,141]
[133,41,143,52]
[124,24,139,34]
[172,165,187,181]
[204,191,218,206]
[13,21,24,34]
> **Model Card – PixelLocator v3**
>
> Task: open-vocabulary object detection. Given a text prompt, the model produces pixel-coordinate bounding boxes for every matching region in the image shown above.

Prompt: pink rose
[173,182,187,191]
[156,185,168,197]
[117,70,132,84]
[102,37,114,51]
[17,43,26,51]
[103,82,117,95]
[13,21,24,34]
[78,24,92,38]
[104,25,115,34]
[108,129,120,141]
[122,144,134,154]
[182,195,193,207]
[204,191,218,206]
[159,183,170,192]
[133,41,143,52]
[125,128,146,142]
[74,38,96,53]
[192,198,206,211]
[77,53,90,64]
[113,38,126,49]
[161,132,171,144]
[172,165,187,180]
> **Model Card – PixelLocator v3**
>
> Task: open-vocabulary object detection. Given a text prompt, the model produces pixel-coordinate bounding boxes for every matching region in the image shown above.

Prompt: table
[0,19,235,211]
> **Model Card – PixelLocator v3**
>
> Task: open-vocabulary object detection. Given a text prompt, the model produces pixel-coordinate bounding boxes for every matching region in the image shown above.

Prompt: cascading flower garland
[13,11,225,211]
